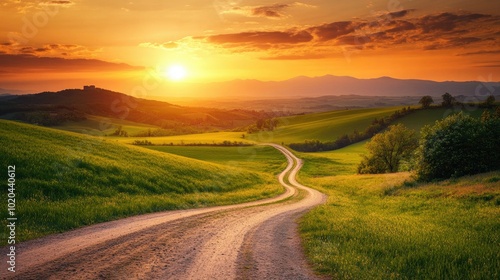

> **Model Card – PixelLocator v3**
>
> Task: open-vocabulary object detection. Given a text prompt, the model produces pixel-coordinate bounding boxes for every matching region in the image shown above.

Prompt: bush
[415,112,500,181]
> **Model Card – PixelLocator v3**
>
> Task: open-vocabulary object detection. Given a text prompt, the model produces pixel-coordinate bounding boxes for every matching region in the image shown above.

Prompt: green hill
[0,120,282,243]
[248,106,410,144]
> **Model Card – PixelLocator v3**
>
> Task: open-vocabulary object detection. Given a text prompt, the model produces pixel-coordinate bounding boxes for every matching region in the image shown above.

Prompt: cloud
[44,0,74,6]
[457,50,500,56]
[0,53,142,73]
[251,4,290,18]
[159,11,500,60]
[139,42,178,50]
[4,0,74,13]
[308,21,364,41]
[220,2,313,19]
[387,9,415,19]
[0,42,98,58]
[203,30,313,51]
[420,12,490,34]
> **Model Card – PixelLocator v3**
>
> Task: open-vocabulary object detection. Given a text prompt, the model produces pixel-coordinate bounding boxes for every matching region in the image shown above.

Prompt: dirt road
[1,144,327,279]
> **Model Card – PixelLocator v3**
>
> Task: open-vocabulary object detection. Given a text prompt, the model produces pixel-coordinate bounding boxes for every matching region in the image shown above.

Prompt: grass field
[297,144,500,279]
[0,120,283,243]
[109,131,255,145]
[53,115,160,136]
[247,106,411,144]
[394,107,486,135]
[145,146,286,175]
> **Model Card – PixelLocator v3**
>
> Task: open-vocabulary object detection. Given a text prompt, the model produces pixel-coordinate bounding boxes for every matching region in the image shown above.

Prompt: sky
[0,0,499,95]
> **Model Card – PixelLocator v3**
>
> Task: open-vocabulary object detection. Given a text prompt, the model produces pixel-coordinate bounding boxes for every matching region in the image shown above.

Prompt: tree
[484,95,495,108]
[358,124,418,174]
[441,92,456,107]
[419,95,434,109]
[415,112,500,181]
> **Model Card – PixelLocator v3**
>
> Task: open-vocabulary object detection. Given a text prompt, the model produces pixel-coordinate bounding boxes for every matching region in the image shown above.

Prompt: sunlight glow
[165,64,187,81]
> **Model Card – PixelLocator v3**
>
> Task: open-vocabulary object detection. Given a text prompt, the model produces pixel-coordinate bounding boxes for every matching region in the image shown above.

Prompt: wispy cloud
[139,42,178,50]
[0,53,142,73]
[0,42,98,58]
[220,2,314,19]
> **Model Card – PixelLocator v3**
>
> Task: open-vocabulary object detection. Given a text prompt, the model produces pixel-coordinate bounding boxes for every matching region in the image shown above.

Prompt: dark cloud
[206,30,313,47]
[387,9,415,19]
[175,11,500,59]
[386,20,416,33]
[0,43,97,58]
[419,12,490,34]
[251,4,290,18]
[308,21,363,41]
[336,35,371,46]
[458,50,500,56]
[0,54,142,72]
[49,0,72,4]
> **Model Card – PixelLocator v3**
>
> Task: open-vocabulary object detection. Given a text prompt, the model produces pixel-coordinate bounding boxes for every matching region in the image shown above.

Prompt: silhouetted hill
[0,87,274,128]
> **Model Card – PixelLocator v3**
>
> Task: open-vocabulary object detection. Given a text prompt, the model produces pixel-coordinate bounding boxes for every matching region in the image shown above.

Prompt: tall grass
[0,120,282,243]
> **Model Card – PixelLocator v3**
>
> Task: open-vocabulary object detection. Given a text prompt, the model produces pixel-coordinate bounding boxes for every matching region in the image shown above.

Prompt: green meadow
[110,131,255,145]
[53,115,160,136]
[0,120,282,243]
[295,117,499,279]
[146,146,286,175]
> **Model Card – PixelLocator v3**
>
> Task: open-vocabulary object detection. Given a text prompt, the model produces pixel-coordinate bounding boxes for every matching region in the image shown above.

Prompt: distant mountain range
[3,75,500,99]
[184,75,500,99]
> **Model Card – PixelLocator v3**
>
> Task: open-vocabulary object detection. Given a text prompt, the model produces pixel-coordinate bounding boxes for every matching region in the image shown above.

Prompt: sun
[165,64,188,81]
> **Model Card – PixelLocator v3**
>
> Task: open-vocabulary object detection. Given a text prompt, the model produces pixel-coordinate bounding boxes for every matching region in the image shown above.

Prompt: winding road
[2,144,327,279]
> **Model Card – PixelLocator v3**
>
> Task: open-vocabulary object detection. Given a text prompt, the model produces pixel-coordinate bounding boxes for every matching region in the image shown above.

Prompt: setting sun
[165,64,187,81]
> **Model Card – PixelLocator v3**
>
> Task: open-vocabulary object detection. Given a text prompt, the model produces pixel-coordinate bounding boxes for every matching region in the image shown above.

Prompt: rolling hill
[0,87,273,132]
[0,120,282,243]
[248,106,410,144]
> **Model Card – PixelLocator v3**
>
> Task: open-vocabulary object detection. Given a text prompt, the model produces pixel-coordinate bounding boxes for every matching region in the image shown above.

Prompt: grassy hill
[53,114,160,136]
[247,106,411,144]
[0,120,282,243]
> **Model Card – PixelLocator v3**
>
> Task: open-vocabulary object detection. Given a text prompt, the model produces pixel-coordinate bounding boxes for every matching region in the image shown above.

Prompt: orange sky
[0,0,499,95]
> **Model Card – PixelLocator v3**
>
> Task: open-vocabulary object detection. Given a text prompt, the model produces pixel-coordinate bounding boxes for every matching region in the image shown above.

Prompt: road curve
[1,144,326,280]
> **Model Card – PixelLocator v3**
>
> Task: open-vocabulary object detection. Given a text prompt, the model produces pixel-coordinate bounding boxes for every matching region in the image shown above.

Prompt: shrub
[415,112,500,181]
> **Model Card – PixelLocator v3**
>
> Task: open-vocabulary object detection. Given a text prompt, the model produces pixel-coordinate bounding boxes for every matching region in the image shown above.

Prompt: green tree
[419,95,434,109]
[358,124,418,174]
[441,92,456,107]
[416,112,500,181]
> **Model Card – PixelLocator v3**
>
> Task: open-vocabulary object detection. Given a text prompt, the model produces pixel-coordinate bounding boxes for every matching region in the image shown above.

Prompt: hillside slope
[249,106,407,144]
[0,120,282,242]
[0,87,269,130]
